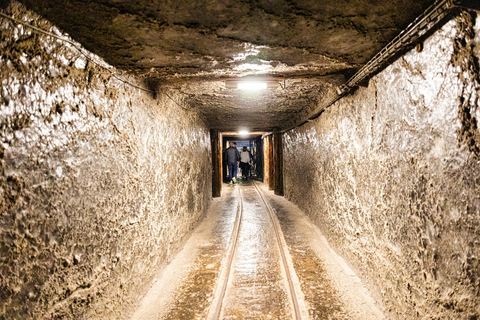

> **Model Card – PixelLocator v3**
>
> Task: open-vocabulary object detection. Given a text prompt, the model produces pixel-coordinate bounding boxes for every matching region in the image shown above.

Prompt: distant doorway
[222,136,264,183]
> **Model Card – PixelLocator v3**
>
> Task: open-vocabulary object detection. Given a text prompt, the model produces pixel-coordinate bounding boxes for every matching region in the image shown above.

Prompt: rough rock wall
[284,11,480,319]
[0,3,211,319]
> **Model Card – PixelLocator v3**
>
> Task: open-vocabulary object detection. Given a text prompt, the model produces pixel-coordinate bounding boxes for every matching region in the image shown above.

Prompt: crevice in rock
[454,10,480,159]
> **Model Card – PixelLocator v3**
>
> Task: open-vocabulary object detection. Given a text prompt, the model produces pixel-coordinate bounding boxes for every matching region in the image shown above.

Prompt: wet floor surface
[162,191,239,320]
[131,187,237,320]
[267,196,351,319]
[220,184,292,319]
[131,182,384,320]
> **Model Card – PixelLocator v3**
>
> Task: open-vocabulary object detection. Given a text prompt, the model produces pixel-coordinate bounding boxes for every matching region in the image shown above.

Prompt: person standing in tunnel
[225,141,240,184]
[240,146,252,180]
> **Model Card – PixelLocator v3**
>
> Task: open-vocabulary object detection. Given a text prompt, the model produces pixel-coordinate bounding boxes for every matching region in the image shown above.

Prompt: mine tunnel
[1,0,480,319]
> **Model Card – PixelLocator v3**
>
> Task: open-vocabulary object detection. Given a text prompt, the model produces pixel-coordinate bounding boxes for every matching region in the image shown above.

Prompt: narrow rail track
[206,185,244,320]
[207,182,303,320]
[252,180,303,320]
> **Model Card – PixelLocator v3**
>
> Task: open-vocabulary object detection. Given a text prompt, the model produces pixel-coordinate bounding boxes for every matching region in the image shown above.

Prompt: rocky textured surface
[284,11,480,319]
[180,75,346,132]
[9,0,434,132]
[15,0,433,78]
[0,3,211,319]
[2,0,480,319]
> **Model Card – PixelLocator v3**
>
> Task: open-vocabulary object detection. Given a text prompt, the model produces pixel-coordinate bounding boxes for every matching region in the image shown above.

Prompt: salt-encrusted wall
[0,3,211,319]
[284,11,480,319]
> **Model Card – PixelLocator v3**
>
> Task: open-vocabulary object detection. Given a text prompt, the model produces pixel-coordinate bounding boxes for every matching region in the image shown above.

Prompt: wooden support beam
[255,136,264,181]
[267,135,274,190]
[210,129,222,197]
[263,137,268,186]
[273,132,284,196]
[222,139,228,183]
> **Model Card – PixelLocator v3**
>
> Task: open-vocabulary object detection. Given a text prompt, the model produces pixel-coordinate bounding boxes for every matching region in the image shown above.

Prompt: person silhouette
[224,141,240,184]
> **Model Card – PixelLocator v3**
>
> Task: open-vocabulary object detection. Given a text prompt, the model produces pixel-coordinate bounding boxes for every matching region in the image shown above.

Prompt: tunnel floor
[131,182,384,320]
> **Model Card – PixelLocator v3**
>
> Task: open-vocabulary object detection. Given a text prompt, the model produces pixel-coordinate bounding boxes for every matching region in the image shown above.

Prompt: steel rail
[206,185,244,320]
[344,0,457,90]
[252,180,303,320]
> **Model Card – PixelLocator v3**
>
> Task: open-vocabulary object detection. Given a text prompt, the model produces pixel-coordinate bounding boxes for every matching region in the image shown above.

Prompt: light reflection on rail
[207,182,303,320]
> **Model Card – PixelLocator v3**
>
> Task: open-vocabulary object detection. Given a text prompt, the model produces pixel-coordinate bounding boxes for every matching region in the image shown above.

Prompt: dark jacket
[225,146,240,163]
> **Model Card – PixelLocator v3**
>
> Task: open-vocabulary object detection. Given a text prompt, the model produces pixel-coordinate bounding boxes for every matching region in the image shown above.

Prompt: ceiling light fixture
[238,81,267,90]
[239,129,249,137]
[223,75,285,90]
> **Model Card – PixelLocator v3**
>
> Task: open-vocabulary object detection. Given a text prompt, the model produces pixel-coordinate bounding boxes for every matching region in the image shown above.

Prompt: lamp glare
[238,81,267,90]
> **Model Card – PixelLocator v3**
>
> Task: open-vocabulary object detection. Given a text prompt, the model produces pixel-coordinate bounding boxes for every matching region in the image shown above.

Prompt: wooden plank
[210,129,222,197]
[255,136,264,181]
[222,139,228,183]
[273,132,284,196]
[267,135,274,190]
[263,136,269,186]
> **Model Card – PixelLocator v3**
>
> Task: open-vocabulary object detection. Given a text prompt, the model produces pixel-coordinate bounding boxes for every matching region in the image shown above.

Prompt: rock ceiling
[17,0,434,131]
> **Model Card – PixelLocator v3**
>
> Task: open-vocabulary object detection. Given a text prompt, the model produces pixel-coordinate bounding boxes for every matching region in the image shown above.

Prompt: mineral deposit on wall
[284,11,480,319]
[0,3,211,319]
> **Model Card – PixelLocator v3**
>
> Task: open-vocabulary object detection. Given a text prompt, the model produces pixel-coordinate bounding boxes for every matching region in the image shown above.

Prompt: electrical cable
[0,12,152,93]
[280,0,460,134]
[0,11,191,111]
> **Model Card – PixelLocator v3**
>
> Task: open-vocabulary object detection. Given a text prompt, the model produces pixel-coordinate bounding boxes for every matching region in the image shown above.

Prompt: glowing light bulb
[239,129,249,137]
[238,81,267,90]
